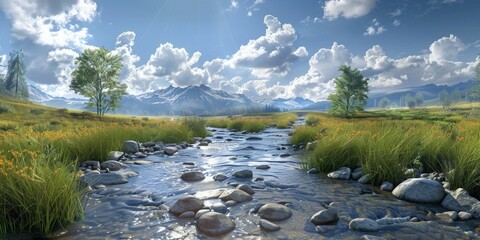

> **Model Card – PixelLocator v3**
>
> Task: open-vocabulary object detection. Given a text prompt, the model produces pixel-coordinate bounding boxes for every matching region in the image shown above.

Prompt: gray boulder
[142,141,156,147]
[233,169,253,178]
[358,174,370,184]
[258,203,292,221]
[380,181,393,191]
[213,174,228,182]
[376,216,410,225]
[327,167,351,180]
[164,147,178,156]
[219,189,252,203]
[100,160,128,171]
[310,208,339,225]
[80,160,100,170]
[351,167,363,180]
[441,188,480,218]
[236,184,255,195]
[122,140,139,153]
[169,196,204,216]
[349,218,380,232]
[197,212,235,236]
[256,165,270,170]
[392,178,446,203]
[259,219,280,231]
[181,171,205,181]
[108,151,124,160]
[81,172,128,186]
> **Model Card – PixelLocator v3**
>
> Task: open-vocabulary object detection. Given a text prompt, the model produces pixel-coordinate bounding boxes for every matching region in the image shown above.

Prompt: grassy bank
[206,112,298,132]
[0,97,207,235]
[292,107,480,198]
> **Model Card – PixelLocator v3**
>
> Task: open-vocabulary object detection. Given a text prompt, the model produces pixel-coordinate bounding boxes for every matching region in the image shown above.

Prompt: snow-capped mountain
[258,97,316,110]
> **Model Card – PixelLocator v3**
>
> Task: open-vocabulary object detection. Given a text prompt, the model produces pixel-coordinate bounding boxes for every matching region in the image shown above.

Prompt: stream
[56,118,480,239]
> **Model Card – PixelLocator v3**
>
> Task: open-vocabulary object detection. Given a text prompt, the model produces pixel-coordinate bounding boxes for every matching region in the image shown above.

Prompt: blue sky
[0,0,479,101]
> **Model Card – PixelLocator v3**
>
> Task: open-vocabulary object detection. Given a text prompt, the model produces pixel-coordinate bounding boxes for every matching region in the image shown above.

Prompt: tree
[379,97,389,109]
[469,61,480,101]
[405,93,416,109]
[415,92,424,107]
[328,65,369,117]
[451,88,462,102]
[70,48,127,115]
[4,50,29,99]
[439,89,451,109]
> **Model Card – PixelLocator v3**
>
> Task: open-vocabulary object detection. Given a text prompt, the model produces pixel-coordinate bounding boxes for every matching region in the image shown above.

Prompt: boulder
[122,140,139,153]
[236,184,255,195]
[142,141,156,147]
[392,178,446,204]
[181,171,205,182]
[197,212,235,236]
[219,189,252,203]
[310,208,339,225]
[441,188,480,217]
[179,211,195,218]
[458,211,473,220]
[256,165,270,170]
[81,172,128,186]
[358,174,370,184]
[233,169,253,178]
[380,181,393,191]
[108,151,124,160]
[349,218,380,232]
[211,202,228,214]
[213,174,228,182]
[436,211,458,221]
[169,196,204,216]
[327,167,351,180]
[134,152,147,158]
[100,160,128,171]
[258,203,292,221]
[80,160,100,170]
[195,209,210,219]
[376,216,410,225]
[246,136,262,141]
[164,147,178,156]
[351,168,363,180]
[315,225,336,234]
[259,219,280,231]
[133,160,152,165]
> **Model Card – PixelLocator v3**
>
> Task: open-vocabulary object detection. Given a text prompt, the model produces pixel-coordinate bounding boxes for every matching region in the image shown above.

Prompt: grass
[0,96,208,236]
[206,112,297,132]
[292,107,480,198]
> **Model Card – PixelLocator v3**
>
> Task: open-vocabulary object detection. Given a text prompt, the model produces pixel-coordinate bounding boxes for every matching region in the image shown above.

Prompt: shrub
[30,109,45,115]
[0,102,14,114]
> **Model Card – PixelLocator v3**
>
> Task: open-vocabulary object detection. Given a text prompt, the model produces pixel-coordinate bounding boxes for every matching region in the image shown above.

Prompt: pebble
[259,219,281,231]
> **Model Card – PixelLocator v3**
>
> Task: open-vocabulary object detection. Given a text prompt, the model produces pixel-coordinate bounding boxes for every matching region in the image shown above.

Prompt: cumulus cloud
[323,0,377,20]
[429,34,466,62]
[364,18,386,36]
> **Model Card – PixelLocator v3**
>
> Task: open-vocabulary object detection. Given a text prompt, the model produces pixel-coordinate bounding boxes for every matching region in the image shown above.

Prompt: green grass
[206,112,297,132]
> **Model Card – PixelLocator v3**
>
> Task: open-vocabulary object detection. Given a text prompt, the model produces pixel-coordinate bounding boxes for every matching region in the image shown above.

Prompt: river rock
[213,174,228,182]
[279,153,291,157]
[80,160,100,170]
[246,136,262,141]
[327,167,351,180]
[259,219,280,231]
[211,202,228,214]
[458,211,473,220]
[376,216,410,225]
[134,152,147,158]
[164,147,178,156]
[441,188,480,216]
[108,151,124,160]
[258,203,292,221]
[392,178,446,203]
[310,208,338,225]
[351,168,362,180]
[233,169,253,178]
[100,160,128,171]
[256,165,270,170]
[142,141,156,147]
[81,172,128,186]
[169,196,204,216]
[380,181,393,191]
[181,171,205,181]
[134,160,152,165]
[179,211,195,218]
[219,189,252,203]
[197,212,235,236]
[358,174,370,184]
[436,211,458,221]
[349,218,380,232]
[122,140,139,153]
[307,168,319,174]
[225,200,237,207]
[315,225,336,234]
[195,209,210,219]
[236,184,255,195]
[120,171,139,178]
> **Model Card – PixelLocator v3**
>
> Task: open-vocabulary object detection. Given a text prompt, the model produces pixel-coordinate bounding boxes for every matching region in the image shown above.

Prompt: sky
[0,0,479,101]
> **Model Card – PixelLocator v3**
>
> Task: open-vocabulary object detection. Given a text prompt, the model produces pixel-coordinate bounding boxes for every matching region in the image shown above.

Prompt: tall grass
[206,112,297,132]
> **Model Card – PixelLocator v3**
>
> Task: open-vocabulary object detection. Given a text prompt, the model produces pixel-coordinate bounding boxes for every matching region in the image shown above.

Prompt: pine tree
[5,50,29,99]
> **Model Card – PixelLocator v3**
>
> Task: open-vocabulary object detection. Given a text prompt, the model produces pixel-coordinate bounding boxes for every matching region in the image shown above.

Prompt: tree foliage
[470,61,480,101]
[379,97,389,109]
[405,93,416,109]
[70,48,127,115]
[328,65,369,117]
[4,50,29,99]
[439,89,451,109]
[415,92,424,107]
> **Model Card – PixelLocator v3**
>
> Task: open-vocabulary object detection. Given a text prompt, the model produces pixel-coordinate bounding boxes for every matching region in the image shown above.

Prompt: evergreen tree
[4,50,29,99]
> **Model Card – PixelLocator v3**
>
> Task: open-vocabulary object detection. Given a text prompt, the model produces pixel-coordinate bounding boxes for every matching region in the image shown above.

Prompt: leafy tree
[415,92,424,107]
[450,88,462,102]
[328,65,369,117]
[439,89,451,109]
[4,50,29,99]
[70,48,127,115]
[469,62,480,101]
[405,93,416,109]
[379,97,389,109]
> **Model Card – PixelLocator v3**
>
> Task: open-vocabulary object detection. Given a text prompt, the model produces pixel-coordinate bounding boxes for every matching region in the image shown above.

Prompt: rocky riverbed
[55,120,480,239]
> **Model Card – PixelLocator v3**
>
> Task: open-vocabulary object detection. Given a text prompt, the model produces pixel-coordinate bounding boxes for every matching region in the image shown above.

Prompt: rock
[181,171,205,182]
[236,184,255,195]
[255,177,264,182]
[441,188,480,214]
[119,171,139,178]
[256,165,270,170]
[219,189,252,203]
[436,211,458,221]
[133,160,152,165]
[81,172,128,186]
[169,196,204,216]
[108,151,124,160]
[258,203,292,221]
[197,212,235,236]
[306,142,316,151]
[279,153,291,158]
[376,216,410,225]
[351,168,362,180]
[327,167,351,180]
[310,208,339,225]
[246,136,262,141]
[233,169,253,178]
[404,168,420,178]
[213,174,228,182]
[358,174,370,184]
[349,218,380,232]
[198,141,209,146]
[225,200,237,207]
[315,225,336,234]
[195,209,210,219]
[307,168,319,174]
[409,217,418,222]
[80,160,100,170]
[380,181,393,191]
[392,178,446,204]
[142,141,156,147]
[134,152,147,158]
[122,140,139,154]
[179,211,195,218]
[183,162,195,166]
[259,219,280,231]
[100,160,128,171]
[211,202,228,214]
[359,235,385,240]
[164,147,178,156]
[458,211,472,220]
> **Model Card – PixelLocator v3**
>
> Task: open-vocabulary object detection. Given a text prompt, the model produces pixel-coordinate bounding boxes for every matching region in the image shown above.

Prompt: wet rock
[358,174,370,184]
[255,177,264,182]
[100,160,128,171]
[108,151,124,160]
[256,165,270,170]
[142,141,156,147]
[279,153,291,157]
[380,181,393,191]
[307,168,319,174]
[441,188,480,215]
[436,211,458,221]
[327,167,351,180]
[360,185,373,195]
[349,218,380,232]
[351,168,362,180]
[359,235,385,240]
[233,169,253,178]
[219,189,252,203]
[237,184,255,195]
[310,208,339,225]
[198,141,209,146]
[169,196,204,216]
[258,203,292,221]
[315,225,336,234]
[80,160,100,170]
[81,172,128,186]
[119,171,139,178]
[259,219,280,231]
[195,209,210,219]
[392,178,446,204]
[181,171,205,182]
[213,174,228,182]
[458,211,472,220]
[246,136,262,141]
[225,200,237,207]
[376,216,410,225]
[122,141,139,154]
[197,212,235,236]
[134,152,147,158]
[133,160,152,165]
[164,147,178,156]
[183,162,195,166]
[179,211,195,218]
[211,202,228,214]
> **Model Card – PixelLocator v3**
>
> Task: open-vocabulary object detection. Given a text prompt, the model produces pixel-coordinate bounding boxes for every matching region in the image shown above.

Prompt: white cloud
[429,34,466,62]
[393,19,401,27]
[323,0,377,20]
[0,54,6,74]
[390,9,402,17]
[246,0,265,17]
[228,0,239,10]
[301,16,322,24]
[364,18,386,36]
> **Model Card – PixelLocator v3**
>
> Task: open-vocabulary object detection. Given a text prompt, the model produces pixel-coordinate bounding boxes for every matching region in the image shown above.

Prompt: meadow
[206,112,298,132]
[291,104,480,199]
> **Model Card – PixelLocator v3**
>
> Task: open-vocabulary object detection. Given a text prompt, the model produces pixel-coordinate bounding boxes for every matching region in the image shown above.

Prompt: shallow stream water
[56,119,480,239]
